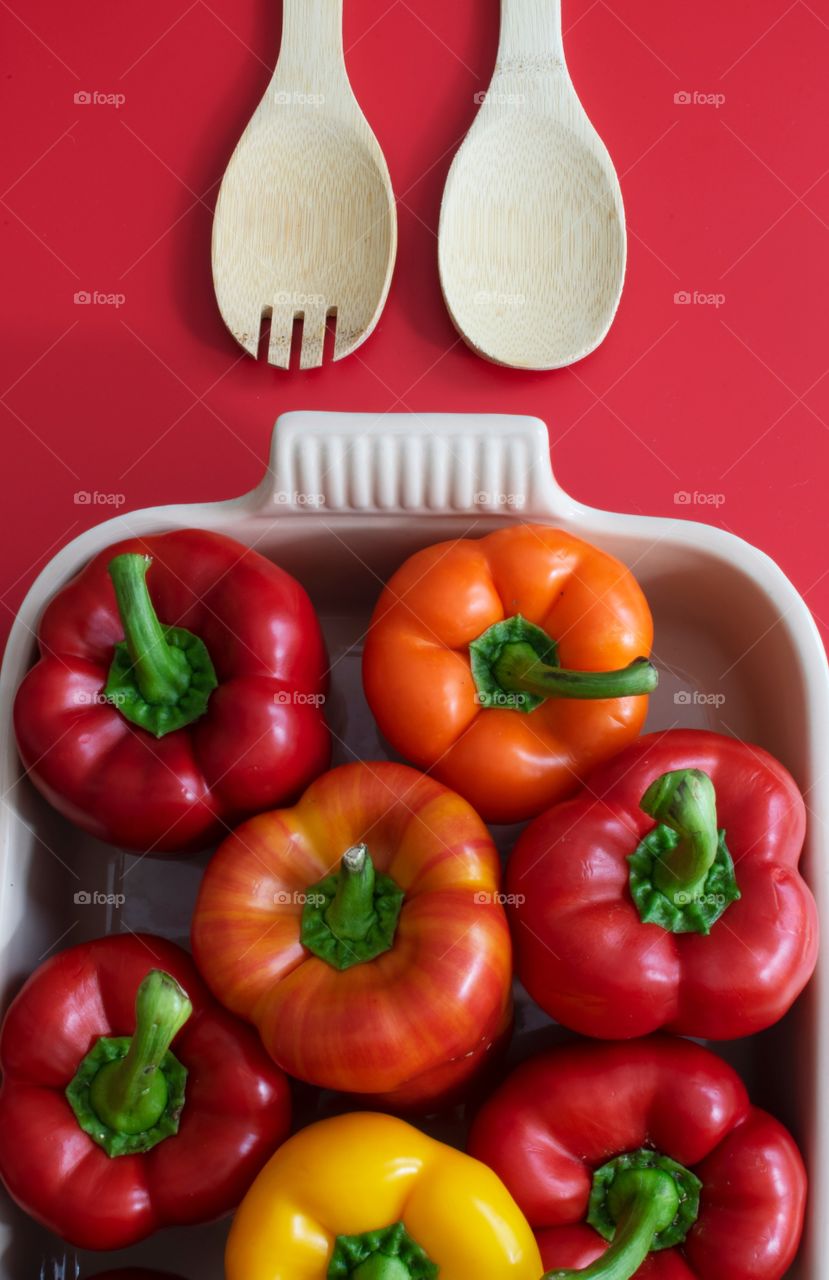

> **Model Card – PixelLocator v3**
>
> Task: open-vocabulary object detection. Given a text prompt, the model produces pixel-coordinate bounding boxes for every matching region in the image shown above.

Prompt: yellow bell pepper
[226,1112,544,1280]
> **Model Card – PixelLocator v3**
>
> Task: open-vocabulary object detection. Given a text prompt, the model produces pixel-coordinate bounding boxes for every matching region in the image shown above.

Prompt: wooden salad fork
[439,0,626,370]
[212,0,397,370]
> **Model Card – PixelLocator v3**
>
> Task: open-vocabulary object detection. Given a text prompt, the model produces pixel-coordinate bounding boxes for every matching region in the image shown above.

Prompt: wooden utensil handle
[497,0,564,65]
[277,0,346,79]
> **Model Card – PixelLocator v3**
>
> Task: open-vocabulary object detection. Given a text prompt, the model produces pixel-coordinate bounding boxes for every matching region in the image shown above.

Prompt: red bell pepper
[14,528,330,853]
[507,728,818,1039]
[469,1037,807,1280]
[0,933,291,1250]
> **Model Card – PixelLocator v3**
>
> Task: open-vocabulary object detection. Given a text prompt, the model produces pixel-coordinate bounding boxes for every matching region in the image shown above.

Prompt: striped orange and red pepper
[191,761,512,1109]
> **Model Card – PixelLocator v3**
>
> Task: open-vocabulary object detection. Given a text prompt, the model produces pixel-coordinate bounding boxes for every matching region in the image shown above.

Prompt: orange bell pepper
[363,524,656,823]
[191,761,512,1109]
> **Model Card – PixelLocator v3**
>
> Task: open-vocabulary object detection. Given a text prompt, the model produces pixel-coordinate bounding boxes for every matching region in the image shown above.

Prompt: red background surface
[1,0,827,650]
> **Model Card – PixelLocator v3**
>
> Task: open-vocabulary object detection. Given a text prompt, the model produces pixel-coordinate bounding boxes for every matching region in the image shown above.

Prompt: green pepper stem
[493,643,658,702]
[329,1222,437,1279]
[640,769,719,906]
[353,1258,413,1280]
[88,970,192,1136]
[324,844,377,943]
[543,1169,680,1280]
[108,554,191,706]
[302,849,404,971]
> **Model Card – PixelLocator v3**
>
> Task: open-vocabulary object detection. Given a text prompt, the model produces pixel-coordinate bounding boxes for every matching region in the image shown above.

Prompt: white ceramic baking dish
[0,411,826,1279]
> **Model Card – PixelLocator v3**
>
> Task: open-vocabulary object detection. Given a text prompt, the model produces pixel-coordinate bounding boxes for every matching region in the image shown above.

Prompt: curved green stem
[66,969,191,1156]
[108,554,191,705]
[495,644,658,702]
[104,553,218,737]
[640,769,719,906]
[89,970,191,1134]
[469,615,657,715]
[543,1169,680,1280]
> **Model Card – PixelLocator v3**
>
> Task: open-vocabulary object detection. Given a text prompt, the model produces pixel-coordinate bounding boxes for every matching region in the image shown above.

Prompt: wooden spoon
[438,0,626,370]
[212,0,397,369]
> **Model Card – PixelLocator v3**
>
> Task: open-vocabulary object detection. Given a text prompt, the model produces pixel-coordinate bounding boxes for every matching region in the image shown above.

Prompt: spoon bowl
[439,1,626,370]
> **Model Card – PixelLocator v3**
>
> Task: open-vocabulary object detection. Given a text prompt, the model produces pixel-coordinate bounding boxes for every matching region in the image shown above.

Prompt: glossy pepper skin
[507,729,818,1040]
[14,528,330,853]
[0,933,291,1250]
[192,761,512,1108]
[469,1038,807,1280]
[226,1111,544,1280]
[534,1232,697,1279]
[363,525,655,824]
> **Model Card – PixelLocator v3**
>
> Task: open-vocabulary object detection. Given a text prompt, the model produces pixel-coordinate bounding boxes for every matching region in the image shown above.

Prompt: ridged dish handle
[254,411,571,518]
